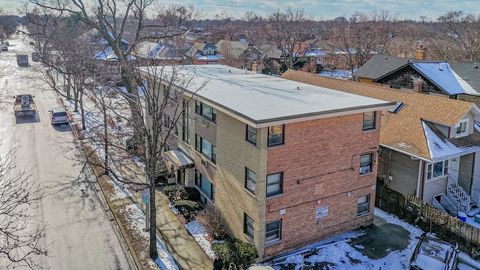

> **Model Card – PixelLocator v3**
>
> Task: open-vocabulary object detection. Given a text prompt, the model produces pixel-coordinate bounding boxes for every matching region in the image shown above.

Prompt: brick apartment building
[139,65,394,259]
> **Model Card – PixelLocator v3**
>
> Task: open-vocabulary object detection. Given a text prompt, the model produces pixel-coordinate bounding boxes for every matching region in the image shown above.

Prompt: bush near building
[174,200,201,221]
[212,238,258,269]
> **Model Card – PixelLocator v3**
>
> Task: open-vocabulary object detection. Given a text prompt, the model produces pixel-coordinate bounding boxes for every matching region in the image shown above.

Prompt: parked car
[410,233,457,270]
[31,52,40,62]
[1,44,8,51]
[4,41,9,46]
[16,54,29,67]
[49,107,69,125]
[14,94,37,117]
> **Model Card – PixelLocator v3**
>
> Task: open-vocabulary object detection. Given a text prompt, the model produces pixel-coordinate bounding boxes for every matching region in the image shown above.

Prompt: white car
[49,107,69,125]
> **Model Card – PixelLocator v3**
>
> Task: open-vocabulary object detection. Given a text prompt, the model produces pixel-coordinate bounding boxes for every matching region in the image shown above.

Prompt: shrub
[212,238,258,269]
[175,199,201,220]
[185,186,200,201]
[198,208,227,240]
[163,185,188,202]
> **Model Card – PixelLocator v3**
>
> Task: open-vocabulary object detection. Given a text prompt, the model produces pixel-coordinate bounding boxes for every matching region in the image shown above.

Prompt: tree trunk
[120,65,145,144]
[66,74,71,100]
[79,89,86,130]
[103,101,109,175]
[148,171,158,260]
[73,84,79,112]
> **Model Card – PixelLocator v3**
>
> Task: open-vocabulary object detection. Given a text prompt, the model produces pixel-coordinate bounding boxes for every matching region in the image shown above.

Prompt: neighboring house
[140,64,393,259]
[354,54,480,106]
[187,42,222,64]
[79,28,132,62]
[216,40,263,70]
[132,41,182,63]
[282,69,480,217]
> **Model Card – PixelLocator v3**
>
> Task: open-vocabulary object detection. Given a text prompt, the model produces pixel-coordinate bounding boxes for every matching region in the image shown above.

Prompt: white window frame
[426,160,449,181]
[455,119,469,137]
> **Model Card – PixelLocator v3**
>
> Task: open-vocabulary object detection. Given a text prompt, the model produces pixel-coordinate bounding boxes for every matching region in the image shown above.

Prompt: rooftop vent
[388,101,405,114]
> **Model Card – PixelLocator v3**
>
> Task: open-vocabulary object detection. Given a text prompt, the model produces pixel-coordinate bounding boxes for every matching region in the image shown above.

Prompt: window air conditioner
[360,166,371,175]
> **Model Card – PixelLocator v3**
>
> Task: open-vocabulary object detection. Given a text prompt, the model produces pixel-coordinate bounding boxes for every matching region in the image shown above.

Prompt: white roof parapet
[139,65,395,127]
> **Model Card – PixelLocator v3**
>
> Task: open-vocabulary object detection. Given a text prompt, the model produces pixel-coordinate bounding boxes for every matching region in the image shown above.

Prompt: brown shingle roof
[281,69,477,160]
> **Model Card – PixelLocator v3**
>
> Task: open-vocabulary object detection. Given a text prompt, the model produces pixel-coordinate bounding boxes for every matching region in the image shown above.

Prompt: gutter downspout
[416,160,423,198]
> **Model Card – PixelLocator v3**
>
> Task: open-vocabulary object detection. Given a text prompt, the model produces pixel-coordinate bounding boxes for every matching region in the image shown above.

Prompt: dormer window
[455,119,469,137]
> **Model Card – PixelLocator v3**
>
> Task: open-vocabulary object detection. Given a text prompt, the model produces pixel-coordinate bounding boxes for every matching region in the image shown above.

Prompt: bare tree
[265,8,313,69]
[0,146,46,269]
[433,11,480,61]
[28,0,196,146]
[327,11,397,72]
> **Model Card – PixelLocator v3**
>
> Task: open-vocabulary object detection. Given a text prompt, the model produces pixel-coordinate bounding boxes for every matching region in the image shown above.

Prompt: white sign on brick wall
[315,206,328,220]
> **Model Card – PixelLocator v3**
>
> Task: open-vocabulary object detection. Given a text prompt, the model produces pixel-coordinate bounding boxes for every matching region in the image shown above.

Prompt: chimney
[413,77,424,93]
[415,44,426,60]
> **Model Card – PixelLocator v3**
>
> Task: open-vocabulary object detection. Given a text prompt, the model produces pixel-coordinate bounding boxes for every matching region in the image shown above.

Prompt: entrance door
[458,153,474,194]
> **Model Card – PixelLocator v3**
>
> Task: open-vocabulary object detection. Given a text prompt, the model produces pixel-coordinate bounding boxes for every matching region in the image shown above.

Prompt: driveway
[0,33,132,269]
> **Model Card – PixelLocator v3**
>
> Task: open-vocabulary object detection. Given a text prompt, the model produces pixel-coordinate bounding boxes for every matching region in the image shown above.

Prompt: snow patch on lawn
[125,204,179,270]
[168,203,180,215]
[185,220,215,259]
[270,208,425,270]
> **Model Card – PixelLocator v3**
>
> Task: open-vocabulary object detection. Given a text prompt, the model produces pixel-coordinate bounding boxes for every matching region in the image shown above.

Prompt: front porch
[432,153,480,216]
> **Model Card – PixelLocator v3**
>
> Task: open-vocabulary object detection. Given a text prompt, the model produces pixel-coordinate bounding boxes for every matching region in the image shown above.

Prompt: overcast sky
[1,0,477,20]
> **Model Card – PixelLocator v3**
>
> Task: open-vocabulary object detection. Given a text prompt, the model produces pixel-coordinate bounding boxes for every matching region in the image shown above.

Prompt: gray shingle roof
[450,63,480,95]
[353,54,413,80]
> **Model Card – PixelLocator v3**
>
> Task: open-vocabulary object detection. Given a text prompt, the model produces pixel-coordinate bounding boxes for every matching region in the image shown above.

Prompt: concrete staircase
[447,180,471,213]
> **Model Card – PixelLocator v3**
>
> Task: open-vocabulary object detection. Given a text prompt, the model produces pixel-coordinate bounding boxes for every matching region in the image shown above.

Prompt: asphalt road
[0,34,131,269]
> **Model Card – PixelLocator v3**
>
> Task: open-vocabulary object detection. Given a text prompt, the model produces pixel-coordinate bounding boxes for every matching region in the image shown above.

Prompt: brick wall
[264,112,381,257]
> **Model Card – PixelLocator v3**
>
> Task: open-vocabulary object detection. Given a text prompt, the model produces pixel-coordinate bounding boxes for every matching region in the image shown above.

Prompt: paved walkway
[134,190,213,270]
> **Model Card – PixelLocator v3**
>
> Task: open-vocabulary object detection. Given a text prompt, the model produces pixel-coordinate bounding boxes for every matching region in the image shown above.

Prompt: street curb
[57,97,143,270]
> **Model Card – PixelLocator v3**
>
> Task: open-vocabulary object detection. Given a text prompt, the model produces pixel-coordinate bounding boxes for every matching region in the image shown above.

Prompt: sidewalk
[153,192,213,270]
[134,190,213,270]
[63,95,213,269]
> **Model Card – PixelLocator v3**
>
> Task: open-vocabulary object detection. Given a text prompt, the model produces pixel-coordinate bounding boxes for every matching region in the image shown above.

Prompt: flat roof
[139,65,394,127]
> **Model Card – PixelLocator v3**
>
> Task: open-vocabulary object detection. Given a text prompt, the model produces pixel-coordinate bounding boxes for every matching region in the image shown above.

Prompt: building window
[357,195,370,215]
[246,125,257,146]
[195,101,216,123]
[245,168,256,194]
[244,213,254,239]
[359,153,373,175]
[268,125,284,147]
[266,172,283,197]
[456,120,468,136]
[265,220,282,243]
[362,111,376,131]
[195,134,216,163]
[195,170,214,201]
[182,100,190,143]
[426,160,449,180]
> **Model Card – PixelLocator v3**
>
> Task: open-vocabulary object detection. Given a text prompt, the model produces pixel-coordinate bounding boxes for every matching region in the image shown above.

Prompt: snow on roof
[140,65,393,126]
[422,121,480,161]
[304,48,328,57]
[452,69,479,96]
[412,62,465,95]
[93,46,136,61]
[194,53,222,61]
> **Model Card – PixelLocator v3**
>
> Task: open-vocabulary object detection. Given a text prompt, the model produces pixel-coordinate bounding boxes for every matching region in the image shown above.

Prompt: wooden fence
[376,182,480,250]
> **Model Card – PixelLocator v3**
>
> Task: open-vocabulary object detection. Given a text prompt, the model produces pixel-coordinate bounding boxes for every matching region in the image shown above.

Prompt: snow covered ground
[125,204,178,270]
[269,208,479,270]
[185,220,215,259]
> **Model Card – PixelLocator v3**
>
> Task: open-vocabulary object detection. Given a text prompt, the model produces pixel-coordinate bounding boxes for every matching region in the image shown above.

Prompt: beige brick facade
[159,87,382,260]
